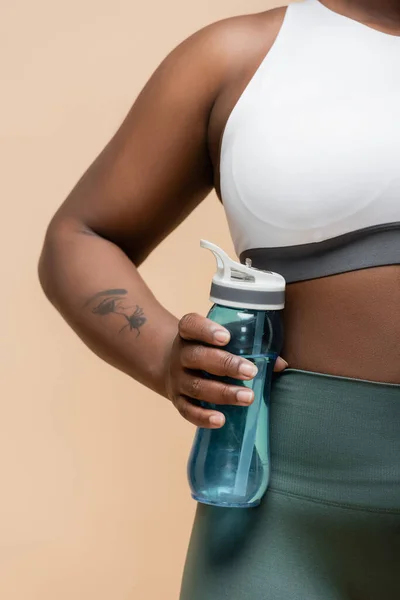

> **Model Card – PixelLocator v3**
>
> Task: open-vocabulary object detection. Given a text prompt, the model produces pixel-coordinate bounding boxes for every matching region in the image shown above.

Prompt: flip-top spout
[200,239,286,311]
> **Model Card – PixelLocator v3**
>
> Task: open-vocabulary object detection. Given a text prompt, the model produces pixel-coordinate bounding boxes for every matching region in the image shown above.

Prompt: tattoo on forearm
[85,289,147,337]
[84,289,128,306]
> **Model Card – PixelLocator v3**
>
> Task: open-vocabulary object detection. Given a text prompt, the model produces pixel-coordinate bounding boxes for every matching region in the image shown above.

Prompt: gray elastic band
[211,283,285,307]
[240,223,400,284]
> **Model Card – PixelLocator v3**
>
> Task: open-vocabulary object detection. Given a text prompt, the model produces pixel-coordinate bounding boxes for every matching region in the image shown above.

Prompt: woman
[39,0,400,598]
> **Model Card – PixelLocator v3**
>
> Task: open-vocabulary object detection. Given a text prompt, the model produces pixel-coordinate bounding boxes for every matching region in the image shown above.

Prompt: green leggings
[180,370,400,600]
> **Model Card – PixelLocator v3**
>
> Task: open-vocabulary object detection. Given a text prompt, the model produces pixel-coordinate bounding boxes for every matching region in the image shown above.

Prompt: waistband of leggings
[269,369,400,513]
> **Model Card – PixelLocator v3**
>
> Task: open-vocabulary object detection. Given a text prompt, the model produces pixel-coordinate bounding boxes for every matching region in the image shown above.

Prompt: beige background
[1,1,282,598]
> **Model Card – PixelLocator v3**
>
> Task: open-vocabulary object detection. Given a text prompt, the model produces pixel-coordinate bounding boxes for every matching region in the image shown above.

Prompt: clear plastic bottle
[187,241,285,508]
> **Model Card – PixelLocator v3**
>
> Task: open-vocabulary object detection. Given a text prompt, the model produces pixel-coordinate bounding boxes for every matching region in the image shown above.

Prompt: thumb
[274,356,289,372]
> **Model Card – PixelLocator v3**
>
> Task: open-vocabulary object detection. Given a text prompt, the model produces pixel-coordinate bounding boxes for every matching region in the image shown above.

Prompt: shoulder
[190,7,287,49]
[163,8,288,93]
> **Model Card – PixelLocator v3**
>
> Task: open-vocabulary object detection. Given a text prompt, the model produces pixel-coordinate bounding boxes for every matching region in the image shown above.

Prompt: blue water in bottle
[187,241,286,508]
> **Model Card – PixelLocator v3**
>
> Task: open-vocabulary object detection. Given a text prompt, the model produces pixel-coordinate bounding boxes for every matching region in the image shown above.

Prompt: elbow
[38,247,52,303]
[38,221,58,303]
[38,216,73,304]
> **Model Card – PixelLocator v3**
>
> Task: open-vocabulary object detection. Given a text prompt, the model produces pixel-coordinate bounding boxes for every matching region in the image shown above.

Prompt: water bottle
[187,240,286,508]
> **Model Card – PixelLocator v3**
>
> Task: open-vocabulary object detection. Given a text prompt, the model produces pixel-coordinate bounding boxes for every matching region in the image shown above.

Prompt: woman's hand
[164,313,288,429]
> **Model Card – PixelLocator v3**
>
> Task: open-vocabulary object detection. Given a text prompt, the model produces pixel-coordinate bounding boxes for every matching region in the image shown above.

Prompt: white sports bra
[220,0,400,283]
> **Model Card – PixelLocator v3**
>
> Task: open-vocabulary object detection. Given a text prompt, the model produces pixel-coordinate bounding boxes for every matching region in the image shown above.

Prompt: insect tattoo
[84,289,147,337]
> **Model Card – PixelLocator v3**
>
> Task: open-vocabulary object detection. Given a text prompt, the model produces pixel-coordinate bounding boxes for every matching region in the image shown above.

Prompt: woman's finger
[180,344,258,380]
[178,313,230,346]
[174,395,225,429]
[274,356,289,372]
[179,371,254,406]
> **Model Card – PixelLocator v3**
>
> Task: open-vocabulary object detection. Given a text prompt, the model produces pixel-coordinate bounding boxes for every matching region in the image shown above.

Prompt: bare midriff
[281,265,400,384]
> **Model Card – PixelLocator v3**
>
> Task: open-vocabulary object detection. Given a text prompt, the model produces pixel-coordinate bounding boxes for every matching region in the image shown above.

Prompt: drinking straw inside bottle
[233,311,265,497]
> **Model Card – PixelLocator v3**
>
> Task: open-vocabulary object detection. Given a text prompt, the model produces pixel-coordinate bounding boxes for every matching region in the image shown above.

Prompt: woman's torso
[207,0,400,384]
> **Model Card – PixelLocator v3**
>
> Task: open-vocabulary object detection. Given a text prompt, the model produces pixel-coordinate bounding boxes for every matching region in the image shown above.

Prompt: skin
[320,0,400,32]
[39,0,400,431]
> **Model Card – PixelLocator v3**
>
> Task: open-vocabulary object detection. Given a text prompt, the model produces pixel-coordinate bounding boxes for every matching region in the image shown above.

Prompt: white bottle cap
[201,240,286,311]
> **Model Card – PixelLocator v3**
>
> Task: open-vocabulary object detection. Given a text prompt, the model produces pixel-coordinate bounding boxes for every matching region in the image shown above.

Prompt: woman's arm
[38,19,244,399]
[39,14,287,425]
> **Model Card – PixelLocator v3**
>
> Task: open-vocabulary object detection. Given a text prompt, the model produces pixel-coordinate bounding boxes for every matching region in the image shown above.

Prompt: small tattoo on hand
[85,289,147,337]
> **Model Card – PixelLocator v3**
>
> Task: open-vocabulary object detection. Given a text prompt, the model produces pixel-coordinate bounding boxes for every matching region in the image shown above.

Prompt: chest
[218,36,400,238]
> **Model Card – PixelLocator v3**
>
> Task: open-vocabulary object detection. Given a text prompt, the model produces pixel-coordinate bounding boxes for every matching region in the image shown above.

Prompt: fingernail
[239,362,258,378]
[236,389,254,404]
[276,357,289,369]
[213,330,230,344]
[209,414,225,427]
